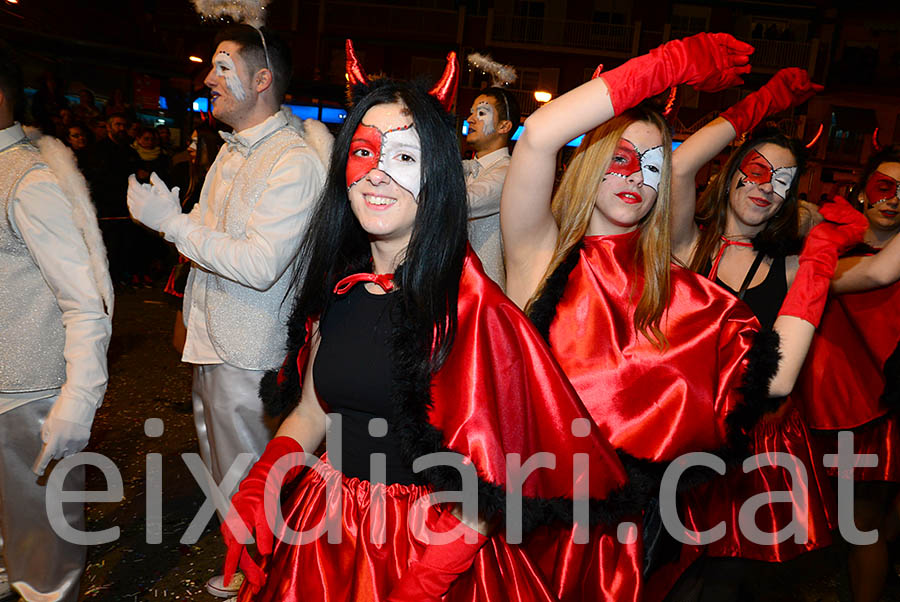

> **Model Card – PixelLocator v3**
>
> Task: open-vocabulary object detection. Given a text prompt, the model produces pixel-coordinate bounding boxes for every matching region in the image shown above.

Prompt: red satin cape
[254,250,634,601]
[546,231,760,461]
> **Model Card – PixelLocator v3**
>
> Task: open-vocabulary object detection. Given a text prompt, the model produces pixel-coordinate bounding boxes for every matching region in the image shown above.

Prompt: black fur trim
[260,299,311,418]
[389,298,642,533]
[725,328,782,448]
[527,241,584,342]
[751,235,802,259]
[880,340,900,413]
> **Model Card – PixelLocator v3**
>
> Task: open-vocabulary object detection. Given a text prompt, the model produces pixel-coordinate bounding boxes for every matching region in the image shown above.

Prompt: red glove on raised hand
[221,436,307,592]
[386,509,489,601]
[600,32,753,115]
[778,196,869,327]
[720,67,823,137]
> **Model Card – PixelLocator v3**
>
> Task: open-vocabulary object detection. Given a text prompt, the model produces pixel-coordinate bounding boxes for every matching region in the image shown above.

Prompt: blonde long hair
[526,107,673,349]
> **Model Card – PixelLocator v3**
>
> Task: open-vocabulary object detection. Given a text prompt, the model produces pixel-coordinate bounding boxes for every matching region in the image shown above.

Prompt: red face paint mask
[605,139,664,191]
[737,149,797,199]
[346,124,382,189]
[864,170,900,206]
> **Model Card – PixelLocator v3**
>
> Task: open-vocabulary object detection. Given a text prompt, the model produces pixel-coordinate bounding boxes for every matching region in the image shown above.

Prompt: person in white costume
[463,86,519,288]
[0,48,113,602]
[126,25,331,597]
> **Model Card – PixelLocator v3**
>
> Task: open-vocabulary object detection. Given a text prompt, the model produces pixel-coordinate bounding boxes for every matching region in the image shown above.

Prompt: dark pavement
[74,284,898,601]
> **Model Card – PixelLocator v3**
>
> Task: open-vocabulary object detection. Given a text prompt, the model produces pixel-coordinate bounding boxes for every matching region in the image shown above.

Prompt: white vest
[186,127,309,370]
[0,141,66,391]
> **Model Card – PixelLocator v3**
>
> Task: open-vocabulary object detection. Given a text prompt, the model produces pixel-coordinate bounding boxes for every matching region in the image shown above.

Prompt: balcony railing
[743,38,814,70]
[323,2,459,38]
[491,15,635,54]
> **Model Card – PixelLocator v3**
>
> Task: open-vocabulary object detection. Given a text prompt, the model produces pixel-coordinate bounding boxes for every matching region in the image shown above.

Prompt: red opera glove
[221,436,307,591]
[778,196,868,326]
[387,510,489,601]
[600,32,754,115]
[720,68,823,136]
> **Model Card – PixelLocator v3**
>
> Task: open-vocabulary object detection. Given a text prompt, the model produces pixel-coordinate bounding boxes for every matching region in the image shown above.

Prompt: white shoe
[205,572,244,598]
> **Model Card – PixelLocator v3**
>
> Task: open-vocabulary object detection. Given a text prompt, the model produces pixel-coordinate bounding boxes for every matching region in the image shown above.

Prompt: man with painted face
[0,47,113,602]
[463,88,520,288]
[126,24,332,598]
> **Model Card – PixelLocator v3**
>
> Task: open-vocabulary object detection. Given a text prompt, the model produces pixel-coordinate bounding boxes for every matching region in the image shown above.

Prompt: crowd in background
[28,73,222,288]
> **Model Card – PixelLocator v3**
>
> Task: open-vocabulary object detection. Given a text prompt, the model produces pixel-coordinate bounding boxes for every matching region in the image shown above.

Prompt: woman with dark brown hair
[664,68,838,600]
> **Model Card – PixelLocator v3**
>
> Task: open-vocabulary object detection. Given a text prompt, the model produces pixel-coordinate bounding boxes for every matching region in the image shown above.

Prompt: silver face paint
[475,101,496,136]
[214,51,247,102]
[771,165,797,200]
[639,145,664,192]
[378,125,423,200]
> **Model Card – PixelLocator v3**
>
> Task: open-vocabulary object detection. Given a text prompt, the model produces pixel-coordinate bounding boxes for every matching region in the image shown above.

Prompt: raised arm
[832,228,900,293]
[768,197,869,396]
[671,68,822,261]
[502,32,754,306]
[501,77,613,306]
[671,118,737,259]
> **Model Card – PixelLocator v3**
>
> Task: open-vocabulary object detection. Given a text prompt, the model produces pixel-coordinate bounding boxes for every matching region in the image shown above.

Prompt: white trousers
[191,363,274,512]
[0,397,85,602]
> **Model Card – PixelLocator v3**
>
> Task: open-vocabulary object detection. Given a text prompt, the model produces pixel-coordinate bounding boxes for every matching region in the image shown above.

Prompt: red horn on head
[805,123,824,149]
[663,87,678,117]
[873,127,883,152]
[345,39,368,86]
[591,64,604,79]
[428,52,459,111]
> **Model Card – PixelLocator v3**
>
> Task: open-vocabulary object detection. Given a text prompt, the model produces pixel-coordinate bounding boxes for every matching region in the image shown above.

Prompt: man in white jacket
[127,25,331,597]
[0,48,113,602]
[463,87,520,289]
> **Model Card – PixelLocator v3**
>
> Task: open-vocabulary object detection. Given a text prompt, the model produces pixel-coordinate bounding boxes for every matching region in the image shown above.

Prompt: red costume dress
[795,245,900,482]
[243,250,637,602]
[526,231,823,596]
[675,251,837,565]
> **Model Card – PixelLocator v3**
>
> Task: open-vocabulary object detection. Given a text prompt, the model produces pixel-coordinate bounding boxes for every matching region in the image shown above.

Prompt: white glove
[33,398,95,476]
[127,172,181,232]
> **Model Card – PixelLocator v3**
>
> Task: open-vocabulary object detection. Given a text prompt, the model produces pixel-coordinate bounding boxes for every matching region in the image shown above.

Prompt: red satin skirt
[523,520,642,602]
[812,414,900,482]
[681,406,836,562]
[237,458,562,602]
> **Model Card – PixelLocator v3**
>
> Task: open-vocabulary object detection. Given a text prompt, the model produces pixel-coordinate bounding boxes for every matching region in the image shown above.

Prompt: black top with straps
[313,285,418,485]
[704,254,787,329]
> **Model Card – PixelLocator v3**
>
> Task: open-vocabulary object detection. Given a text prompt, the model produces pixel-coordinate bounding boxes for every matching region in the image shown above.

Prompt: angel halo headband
[192,0,271,71]
[345,39,459,112]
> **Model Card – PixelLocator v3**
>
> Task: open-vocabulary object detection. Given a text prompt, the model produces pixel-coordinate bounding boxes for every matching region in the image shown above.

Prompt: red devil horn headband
[345,41,458,111]
[428,51,459,111]
[345,39,368,86]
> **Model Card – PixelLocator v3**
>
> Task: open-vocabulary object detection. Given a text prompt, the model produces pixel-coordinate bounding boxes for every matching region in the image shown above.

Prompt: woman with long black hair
[219,58,632,602]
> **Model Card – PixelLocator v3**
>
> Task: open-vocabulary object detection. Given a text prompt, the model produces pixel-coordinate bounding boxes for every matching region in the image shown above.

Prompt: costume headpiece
[466,53,517,87]
[345,39,459,112]
[192,0,272,70]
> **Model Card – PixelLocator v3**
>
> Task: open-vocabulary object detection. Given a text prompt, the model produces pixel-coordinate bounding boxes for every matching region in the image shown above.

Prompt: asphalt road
[74,284,897,601]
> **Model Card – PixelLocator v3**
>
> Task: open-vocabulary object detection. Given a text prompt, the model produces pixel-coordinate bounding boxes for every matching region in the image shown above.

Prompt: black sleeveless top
[704,254,787,329]
[313,285,418,485]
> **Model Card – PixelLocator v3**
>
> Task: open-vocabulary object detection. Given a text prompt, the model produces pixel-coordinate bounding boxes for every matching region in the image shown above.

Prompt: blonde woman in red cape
[794,147,900,602]
[501,33,866,601]
[218,50,635,602]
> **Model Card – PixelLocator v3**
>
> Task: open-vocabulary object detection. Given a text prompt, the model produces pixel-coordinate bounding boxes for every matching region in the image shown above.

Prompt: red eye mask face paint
[607,140,642,180]
[605,139,664,191]
[346,124,382,189]
[737,149,797,199]
[864,171,900,206]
